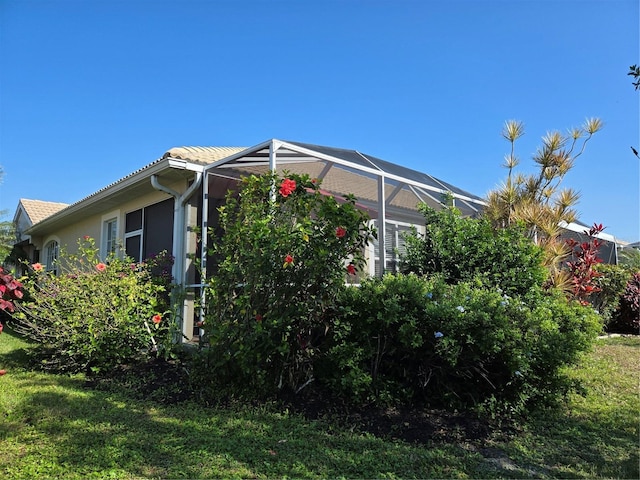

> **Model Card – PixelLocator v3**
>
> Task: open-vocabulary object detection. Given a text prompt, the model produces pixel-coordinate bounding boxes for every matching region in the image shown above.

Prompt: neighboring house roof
[17,199,69,225]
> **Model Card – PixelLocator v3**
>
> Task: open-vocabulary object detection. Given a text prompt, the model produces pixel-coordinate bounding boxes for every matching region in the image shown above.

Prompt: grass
[1,330,638,479]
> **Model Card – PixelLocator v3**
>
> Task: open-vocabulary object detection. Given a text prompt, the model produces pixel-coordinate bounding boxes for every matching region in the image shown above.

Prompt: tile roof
[19,199,69,225]
[163,146,247,164]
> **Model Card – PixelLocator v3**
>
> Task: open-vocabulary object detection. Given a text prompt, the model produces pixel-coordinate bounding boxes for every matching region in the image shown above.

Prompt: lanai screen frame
[199,138,487,280]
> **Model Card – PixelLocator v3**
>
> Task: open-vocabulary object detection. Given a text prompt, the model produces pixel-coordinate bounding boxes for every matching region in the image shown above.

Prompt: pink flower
[335,227,347,238]
[32,263,44,272]
[347,264,357,275]
[196,320,205,327]
[83,235,90,240]
[152,314,162,324]
[0,369,6,376]
[95,263,107,272]
[0,321,3,334]
[279,178,297,197]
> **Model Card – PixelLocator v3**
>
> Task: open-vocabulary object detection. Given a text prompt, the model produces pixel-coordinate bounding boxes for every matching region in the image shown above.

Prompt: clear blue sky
[1,0,638,241]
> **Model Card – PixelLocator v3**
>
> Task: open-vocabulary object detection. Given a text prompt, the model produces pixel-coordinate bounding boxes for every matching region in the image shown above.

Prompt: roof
[164,146,247,164]
[22,146,246,235]
[17,199,69,225]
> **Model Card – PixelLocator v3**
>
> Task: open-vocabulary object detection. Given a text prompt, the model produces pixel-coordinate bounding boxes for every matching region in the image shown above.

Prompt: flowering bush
[202,172,374,397]
[322,274,601,414]
[12,237,175,373]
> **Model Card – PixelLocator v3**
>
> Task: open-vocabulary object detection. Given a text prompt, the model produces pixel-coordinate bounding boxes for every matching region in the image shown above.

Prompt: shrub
[591,263,633,329]
[0,266,24,334]
[201,172,374,398]
[321,274,601,414]
[608,272,640,334]
[400,205,547,297]
[13,237,175,373]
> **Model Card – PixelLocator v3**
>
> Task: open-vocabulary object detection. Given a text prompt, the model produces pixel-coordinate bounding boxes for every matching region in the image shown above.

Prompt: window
[103,218,118,257]
[44,240,59,273]
[124,198,174,262]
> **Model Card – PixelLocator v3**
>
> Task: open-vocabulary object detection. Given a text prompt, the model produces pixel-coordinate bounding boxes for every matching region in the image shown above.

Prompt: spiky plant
[485,118,602,290]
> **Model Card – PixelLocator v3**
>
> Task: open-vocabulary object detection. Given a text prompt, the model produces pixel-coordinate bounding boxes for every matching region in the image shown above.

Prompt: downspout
[151,172,203,339]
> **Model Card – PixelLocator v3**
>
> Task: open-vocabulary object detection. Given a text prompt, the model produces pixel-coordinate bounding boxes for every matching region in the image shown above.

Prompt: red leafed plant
[0,266,24,334]
[565,223,605,305]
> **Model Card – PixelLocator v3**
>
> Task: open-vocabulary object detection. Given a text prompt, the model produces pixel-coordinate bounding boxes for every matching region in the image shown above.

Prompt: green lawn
[1,330,638,479]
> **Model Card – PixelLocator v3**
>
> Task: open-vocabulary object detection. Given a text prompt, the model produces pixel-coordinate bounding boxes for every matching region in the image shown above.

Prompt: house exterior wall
[24,178,189,264]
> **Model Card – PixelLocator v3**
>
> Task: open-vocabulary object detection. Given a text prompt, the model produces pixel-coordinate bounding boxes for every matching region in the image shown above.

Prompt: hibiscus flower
[279,178,296,197]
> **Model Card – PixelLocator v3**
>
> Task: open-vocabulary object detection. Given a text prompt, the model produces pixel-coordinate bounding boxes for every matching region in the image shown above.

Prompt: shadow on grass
[2,381,483,479]
[510,407,640,479]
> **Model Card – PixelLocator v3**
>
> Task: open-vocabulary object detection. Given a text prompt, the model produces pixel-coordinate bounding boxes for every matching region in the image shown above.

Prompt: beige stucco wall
[30,178,190,261]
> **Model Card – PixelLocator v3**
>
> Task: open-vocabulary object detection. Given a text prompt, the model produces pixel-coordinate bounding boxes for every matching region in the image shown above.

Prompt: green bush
[591,263,633,329]
[608,271,640,334]
[321,274,601,414]
[400,205,547,297]
[13,237,175,374]
[201,172,374,399]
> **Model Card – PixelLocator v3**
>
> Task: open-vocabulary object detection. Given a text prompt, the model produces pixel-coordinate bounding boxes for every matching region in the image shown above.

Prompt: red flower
[152,314,162,324]
[279,178,297,197]
[335,227,347,238]
[347,264,357,275]
[283,254,294,267]
[255,314,263,322]
[95,263,107,272]
[83,235,90,240]
[32,263,44,272]
[0,369,6,376]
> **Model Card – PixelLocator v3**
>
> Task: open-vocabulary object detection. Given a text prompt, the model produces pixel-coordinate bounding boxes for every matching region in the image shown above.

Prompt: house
[11,199,70,275]
[11,139,488,341]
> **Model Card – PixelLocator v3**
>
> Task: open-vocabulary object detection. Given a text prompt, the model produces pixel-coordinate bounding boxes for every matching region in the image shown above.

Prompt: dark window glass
[125,235,142,262]
[143,198,174,258]
[125,209,143,233]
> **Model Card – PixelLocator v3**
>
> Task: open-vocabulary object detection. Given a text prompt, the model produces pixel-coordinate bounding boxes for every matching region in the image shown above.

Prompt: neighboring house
[11,199,70,275]
[11,139,489,341]
[558,221,621,265]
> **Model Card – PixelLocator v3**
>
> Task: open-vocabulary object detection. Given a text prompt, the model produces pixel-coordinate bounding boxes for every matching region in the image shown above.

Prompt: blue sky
[1,0,638,241]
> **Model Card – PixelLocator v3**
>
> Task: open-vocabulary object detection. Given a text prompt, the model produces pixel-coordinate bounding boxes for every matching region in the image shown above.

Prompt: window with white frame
[125,208,143,262]
[124,199,174,263]
[44,240,59,273]
[103,217,118,257]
